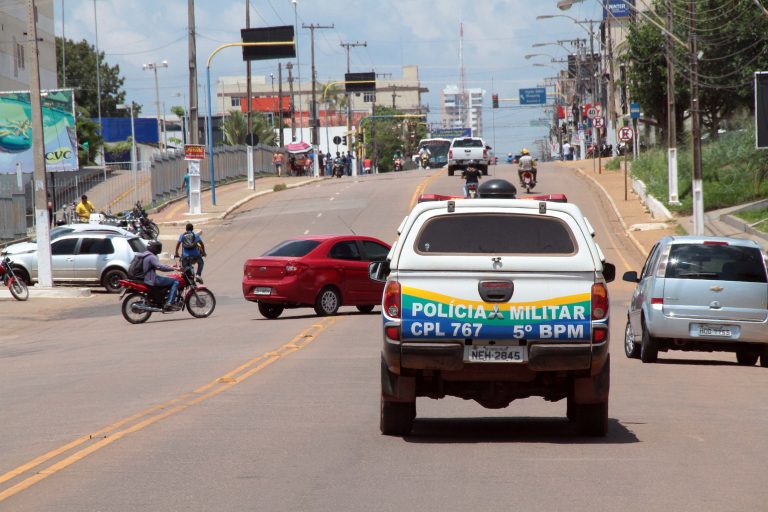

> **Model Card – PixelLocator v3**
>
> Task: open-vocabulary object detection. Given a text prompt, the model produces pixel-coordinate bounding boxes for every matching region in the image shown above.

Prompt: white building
[441,85,485,137]
[0,3,57,91]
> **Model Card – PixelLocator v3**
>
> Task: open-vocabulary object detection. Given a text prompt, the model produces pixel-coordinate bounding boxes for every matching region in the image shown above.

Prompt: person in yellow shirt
[75,194,95,222]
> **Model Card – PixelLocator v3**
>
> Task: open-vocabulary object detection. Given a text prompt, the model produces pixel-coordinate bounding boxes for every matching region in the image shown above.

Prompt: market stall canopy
[284,141,311,153]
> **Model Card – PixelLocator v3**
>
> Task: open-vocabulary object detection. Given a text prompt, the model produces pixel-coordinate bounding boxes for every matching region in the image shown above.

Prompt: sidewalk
[150,175,325,227]
[562,159,768,255]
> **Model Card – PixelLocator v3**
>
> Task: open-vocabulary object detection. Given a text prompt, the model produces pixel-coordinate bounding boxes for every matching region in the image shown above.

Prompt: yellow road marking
[0,317,337,503]
[408,169,444,210]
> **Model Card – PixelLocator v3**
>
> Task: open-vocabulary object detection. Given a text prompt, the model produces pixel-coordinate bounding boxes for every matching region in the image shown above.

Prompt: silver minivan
[623,236,768,365]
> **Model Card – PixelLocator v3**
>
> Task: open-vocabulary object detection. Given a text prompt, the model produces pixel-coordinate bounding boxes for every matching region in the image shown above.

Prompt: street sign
[518,87,547,105]
[333,135,341,145]
[630,102,641,119]
[593,116,605,128]
[185,144,205,160]
[619,126,635,142]
[587,107,599,119]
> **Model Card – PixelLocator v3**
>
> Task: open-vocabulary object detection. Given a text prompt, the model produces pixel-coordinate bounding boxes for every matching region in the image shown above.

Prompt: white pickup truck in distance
[447,137,491,176]
[370,197,616,437]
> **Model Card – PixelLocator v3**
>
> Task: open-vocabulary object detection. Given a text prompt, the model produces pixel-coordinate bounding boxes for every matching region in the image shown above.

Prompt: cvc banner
[0,89,78,174]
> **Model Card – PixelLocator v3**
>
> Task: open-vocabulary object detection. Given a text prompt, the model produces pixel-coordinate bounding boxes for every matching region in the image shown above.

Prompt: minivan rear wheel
[760,345,768,368]
[640,320,659,363]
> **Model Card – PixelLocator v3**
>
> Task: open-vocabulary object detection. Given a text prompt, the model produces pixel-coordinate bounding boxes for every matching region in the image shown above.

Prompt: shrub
[273,183,287,192]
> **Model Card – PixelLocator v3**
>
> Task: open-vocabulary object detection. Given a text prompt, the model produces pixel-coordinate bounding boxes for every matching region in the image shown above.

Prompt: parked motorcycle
[466,182,478,198]
[1,256,29,301]
[118,261,215,324]
[124,201,159,240]
[520,170,536,193]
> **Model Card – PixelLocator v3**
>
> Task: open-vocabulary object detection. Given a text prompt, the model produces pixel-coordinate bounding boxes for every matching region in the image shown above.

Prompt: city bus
[415,138,452,168]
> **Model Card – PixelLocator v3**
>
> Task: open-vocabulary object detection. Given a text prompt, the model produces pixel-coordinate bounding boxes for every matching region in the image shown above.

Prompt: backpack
[181,232,197,250]
[128,253,148,281]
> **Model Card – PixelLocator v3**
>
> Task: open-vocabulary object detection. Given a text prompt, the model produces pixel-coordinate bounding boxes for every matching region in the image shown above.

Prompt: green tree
[363,106,408,172]
[56,37,129,118]
[76,108,103,165]
[222,111,248,145]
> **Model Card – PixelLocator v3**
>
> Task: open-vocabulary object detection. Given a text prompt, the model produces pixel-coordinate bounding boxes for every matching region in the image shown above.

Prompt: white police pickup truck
[370,197,616,436]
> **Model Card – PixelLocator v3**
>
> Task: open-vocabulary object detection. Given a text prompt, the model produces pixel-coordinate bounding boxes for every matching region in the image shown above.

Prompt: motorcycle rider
[142,240,181,311]
[517,148,537,185]
[393,150,403,172]
[461,165,482,198]
[506,152,513,163]
[333,152,344,177]
[418,145,431,169]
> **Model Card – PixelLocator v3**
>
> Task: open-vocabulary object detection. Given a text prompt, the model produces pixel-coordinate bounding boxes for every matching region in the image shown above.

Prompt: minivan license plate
[697,325,733,337]
[465,345,526,363]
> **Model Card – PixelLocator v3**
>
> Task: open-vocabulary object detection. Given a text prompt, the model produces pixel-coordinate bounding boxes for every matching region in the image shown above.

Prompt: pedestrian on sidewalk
[174,222,206,280]
[75,194,95,223]
[345,151,353,176]
[272,152,284,177]
[181,171,191,205]
[325,151,332,176]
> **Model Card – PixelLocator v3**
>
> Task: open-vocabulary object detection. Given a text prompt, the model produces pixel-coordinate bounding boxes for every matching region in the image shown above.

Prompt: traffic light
[492,94,499,109]
[342,135,347,145]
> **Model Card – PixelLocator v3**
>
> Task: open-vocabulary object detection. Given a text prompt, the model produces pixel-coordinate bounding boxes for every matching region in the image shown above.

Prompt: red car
[242,235,391,319]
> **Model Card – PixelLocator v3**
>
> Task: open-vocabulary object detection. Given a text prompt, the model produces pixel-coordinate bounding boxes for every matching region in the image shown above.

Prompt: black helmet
[478,179,517,199]
[146,240,162,255]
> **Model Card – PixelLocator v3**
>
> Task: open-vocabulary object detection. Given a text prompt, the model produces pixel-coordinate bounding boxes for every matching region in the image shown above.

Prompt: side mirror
[368,260,390,283]
[602,262,616,283]
[622,270,640,283]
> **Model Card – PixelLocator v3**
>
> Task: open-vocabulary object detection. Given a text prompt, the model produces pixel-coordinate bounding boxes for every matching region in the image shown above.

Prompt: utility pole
[666,0,680,205]
[245,0,253,138]
[391,85,398,108]
[287,62,296,141]
[302,23,334,148]
[604,1,618,151]
[689,0,704,234]
[340,41,366,146]
[188,0,199,144]
[27,0,53,287]
[278,63,284,147]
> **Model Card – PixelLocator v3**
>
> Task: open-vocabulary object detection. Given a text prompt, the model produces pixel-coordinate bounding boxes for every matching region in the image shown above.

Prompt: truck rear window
[666,244,767,283]
[414,214,576,254]
[452,139,483,148]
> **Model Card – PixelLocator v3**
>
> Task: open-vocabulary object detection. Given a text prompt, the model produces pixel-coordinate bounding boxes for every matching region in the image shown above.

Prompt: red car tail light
[591,282,609,320]
[383,280,401,318]
[651,297,664,305]
[285,261,305,275]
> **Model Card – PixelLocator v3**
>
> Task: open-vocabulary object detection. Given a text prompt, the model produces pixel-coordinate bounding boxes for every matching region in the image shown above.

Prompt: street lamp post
[116,103,138,204]
[143,60,168,152]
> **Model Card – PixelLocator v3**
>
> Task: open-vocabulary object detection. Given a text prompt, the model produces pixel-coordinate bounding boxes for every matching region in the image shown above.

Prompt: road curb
[571,164,650,255]
[0,286,91,299]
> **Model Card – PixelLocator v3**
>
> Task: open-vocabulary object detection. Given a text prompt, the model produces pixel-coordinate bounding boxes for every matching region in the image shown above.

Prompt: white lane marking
[329,197,335,201]
[317,213,322,218]
[304,229,310,234]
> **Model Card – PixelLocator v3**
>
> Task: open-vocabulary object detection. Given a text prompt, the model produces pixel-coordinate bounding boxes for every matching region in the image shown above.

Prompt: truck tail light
[593,327,608,343]
[448,149,453,159]
[385,325,401,341]
[591,282,609,320]
[383,280,401,318]
[483,148,488,159]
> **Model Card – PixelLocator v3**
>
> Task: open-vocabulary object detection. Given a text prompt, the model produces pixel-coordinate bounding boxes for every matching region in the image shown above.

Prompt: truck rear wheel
[380,397,415,436]
[573,401,608,437]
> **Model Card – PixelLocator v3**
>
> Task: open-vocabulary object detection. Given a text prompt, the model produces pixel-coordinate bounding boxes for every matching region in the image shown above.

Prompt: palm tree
[222,110,277,146]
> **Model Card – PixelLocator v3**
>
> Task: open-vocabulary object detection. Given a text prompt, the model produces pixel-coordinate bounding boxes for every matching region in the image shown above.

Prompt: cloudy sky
[57,0,603,155]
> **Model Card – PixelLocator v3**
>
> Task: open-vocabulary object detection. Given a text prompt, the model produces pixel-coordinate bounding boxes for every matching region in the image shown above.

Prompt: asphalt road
[2,163,767,511]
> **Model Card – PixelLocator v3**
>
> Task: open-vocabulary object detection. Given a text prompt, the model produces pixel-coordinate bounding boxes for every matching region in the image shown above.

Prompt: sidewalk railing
[0,144,277,242]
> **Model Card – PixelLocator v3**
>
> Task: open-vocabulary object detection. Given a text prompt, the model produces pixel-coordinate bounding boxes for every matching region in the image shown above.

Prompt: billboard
[0,89,78,174]
[604,0,634,19]
[430,127,472,138]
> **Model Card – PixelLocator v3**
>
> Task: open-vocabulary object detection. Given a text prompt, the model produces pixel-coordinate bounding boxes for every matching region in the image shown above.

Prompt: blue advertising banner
[430,127,472,138]
[604,0,634,19]
[519,88,547,105]
[0,89,78,173]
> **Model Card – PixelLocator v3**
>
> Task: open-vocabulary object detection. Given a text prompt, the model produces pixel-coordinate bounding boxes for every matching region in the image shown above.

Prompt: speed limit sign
[619,126,635,142]
[593,116,605,128]
[587,107,598,119]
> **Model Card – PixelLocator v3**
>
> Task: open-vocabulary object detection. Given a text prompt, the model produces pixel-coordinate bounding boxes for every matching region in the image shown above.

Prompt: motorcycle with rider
[517,148,537,193]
